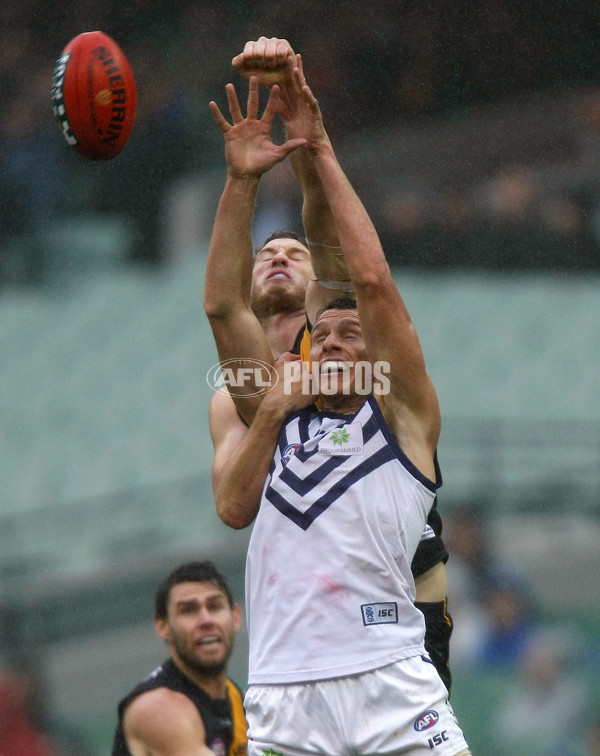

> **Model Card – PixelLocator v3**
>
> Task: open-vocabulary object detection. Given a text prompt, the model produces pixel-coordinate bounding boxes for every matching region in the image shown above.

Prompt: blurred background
[1,1,600,754]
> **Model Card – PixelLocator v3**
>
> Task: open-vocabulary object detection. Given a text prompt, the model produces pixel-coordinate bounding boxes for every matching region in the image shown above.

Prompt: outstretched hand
[284,59,330,153]
[229,37,330,152]
[209,76,306,178]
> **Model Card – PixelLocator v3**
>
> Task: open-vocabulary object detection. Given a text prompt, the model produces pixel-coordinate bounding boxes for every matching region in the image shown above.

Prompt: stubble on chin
[251,284,306,319]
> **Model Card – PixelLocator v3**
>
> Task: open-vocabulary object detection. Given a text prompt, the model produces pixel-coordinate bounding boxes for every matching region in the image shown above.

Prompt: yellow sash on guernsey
[299,324,312,362]
[226,679,248,756]
[299,324,324,409]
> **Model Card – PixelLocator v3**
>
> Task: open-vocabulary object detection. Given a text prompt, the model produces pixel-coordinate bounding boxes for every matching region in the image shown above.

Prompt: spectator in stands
[3,0,600,278]
[492,628,589,756]
[445,504,536,668]
[444,504,495,665]
[0,66,67,283]
[476,569,538,667]
[4,658,92,756]
[0,667,56,756]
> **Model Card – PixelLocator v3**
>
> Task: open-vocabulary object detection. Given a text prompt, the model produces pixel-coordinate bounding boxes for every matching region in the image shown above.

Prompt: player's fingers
[291,65,307,94]
[291,64,303,85]
[292,65,319,114]
[209,101,231,132]
[263,37,279,68]
[232,40,255,70]
[291,66,320,113]
[231,52,244,69]
[246,76,260,118]
[253,36,268,67]
[279,137,307,157]
[287,137,308,151]
[243,39,258,63]
[225,83,243,122]
[275,39,294,67]
[262,38,293,70]
[269,89,288,117]
[275,351,300,366]
[302,83,320,114]
[261,84,280,124]
[264,37,290,69]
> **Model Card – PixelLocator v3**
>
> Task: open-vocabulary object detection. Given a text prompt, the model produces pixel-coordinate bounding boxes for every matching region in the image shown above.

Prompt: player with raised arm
[205,56,472,755]
[208,38,453,691]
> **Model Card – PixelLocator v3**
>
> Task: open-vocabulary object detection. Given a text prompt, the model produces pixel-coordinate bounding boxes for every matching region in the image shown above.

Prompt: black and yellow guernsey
[112,658,247,756]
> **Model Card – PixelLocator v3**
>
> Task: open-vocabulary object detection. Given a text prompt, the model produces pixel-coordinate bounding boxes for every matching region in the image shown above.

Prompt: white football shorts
[245,655,470,755]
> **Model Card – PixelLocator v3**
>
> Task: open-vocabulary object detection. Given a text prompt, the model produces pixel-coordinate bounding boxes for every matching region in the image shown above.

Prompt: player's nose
[196,608,216,626]
[322,331,341,351]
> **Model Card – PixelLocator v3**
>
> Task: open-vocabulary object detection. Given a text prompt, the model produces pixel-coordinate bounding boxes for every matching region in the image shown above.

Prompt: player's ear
[154,616,170,642]
[232,604,242,632]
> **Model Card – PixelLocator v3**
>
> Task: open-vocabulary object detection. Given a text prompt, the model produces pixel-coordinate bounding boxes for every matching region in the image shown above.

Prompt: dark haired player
[112,561,247,756]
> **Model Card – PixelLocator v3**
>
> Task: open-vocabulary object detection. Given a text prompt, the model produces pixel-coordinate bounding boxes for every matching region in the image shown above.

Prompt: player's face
[251,238,313,317]
[156,581,241,677]
[310,309,369,406]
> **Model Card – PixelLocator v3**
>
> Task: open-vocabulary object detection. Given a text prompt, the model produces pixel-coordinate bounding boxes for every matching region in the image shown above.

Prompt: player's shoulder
[124,687,205,745]
[125,686,201,727]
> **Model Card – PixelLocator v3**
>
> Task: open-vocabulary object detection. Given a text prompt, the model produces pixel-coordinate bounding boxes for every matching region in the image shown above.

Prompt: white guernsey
[246,395,437,684]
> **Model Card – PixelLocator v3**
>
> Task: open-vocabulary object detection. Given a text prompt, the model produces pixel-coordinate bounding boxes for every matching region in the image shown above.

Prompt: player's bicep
[209,308,275,373]
[358,281,436,409]
[123,689,212,755]
[209,393,249,495]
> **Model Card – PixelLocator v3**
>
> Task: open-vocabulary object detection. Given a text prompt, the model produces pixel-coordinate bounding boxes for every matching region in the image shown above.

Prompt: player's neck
[172,657,228,700]
[319,392,366,415]
[260,309,306,358]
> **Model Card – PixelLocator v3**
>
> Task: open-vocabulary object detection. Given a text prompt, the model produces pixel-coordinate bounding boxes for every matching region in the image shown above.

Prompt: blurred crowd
[0,658,91,755]
[2,0,600,281]
[444,504,600,756]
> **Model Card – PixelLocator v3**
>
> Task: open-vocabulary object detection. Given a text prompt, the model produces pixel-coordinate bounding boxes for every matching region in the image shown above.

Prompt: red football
[52,31,137,160]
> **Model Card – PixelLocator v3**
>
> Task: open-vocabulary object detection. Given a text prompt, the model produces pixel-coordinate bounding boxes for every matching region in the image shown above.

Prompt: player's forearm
[204,174,260,321]
[308,142,387,288]
[288,145,350,284]
[215,398,288,528]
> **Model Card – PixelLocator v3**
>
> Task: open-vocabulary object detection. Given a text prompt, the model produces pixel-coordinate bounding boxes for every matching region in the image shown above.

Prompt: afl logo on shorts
[282,443,301,465]
[414,709,439,732]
